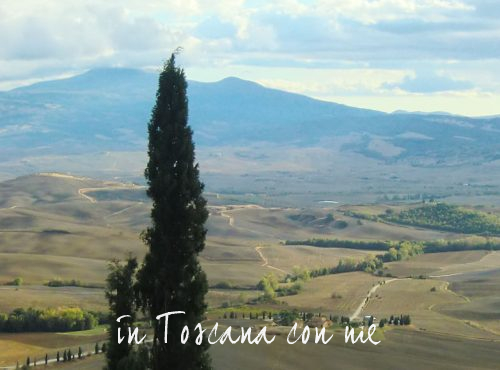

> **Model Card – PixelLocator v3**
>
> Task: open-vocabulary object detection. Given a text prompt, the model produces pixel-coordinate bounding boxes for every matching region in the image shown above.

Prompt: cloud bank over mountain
[0,0,499,115]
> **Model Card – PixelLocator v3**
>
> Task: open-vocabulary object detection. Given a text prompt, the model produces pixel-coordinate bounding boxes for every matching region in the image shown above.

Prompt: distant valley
[1,69,500,205]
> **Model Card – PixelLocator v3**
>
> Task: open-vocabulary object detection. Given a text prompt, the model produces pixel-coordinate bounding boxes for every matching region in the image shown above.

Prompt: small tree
[105,256,138,370]
[78,346,82,359]
[95,343,99,354]
[379,318,387,328]
[56,351,60,362]
[45,354,48,365]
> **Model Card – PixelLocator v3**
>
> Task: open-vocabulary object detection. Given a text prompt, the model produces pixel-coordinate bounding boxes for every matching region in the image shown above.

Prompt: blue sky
[1,0,499,115]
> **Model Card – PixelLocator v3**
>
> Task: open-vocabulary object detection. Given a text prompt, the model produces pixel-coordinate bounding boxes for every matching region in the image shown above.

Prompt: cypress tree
[137,53,211,370]
[105,256,138,370]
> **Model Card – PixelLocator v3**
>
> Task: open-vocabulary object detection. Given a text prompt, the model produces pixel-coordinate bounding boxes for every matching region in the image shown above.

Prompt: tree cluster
[0,307,96,333]
[383,203,500,235]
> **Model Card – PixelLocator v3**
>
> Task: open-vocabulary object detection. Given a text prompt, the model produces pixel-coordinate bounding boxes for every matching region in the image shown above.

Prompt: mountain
[1,68,500,174]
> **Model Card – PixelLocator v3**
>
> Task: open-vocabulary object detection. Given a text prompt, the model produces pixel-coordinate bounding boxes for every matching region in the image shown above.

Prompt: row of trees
[16,343,107,369]
[378,314,411,327]
[285,238,390,250]
[222,311,274,320]
[282,255,384,283]
[255,256,385,301]
[0,307,97,332]
[383,203,500,235]
[45,278,102,288]
[286,237,500,256]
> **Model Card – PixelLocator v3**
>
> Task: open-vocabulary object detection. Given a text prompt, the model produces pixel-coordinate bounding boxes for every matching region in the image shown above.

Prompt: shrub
[6,277,23,286]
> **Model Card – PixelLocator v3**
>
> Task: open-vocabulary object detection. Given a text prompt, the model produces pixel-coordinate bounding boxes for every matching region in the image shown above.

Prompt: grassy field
[0,253,108,286]
[0,330,107,367]
[48,329,500,370]
[363,278,498,340]
[384,250,490,277]
[0,286,106,313]
[281,272,382,315]
[1,174,500,369]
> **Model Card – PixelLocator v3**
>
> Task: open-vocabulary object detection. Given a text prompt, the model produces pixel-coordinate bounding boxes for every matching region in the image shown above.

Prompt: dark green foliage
[379,318,387,328]
[283,255,384,283]
[385,314,411,326]
[285,238,390,250]
[384,203,500,235]
[0,307,96,333]
[275,310,300,326]
[116,346,151,370]
[105,256,138,370]
[286,237,500,255]
[422,237,500,252]
[334,220,348,229]
[46,279,102,289]
[211,281,237,289]
[136,54,211,370]
[56,351,60,362]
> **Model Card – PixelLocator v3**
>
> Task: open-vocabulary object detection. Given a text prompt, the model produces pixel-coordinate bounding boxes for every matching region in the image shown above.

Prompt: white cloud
[0,0,499,115]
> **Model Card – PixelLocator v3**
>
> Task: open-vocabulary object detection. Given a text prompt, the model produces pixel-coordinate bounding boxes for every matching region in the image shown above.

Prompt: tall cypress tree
[137,54,211,370]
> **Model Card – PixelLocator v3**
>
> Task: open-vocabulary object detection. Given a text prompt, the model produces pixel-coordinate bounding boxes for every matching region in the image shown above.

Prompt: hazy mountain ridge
[1,68,499,169]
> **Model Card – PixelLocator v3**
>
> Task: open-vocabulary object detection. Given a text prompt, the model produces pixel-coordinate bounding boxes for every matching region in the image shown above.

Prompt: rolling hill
[1,68,499,161]
[1,69,500,203]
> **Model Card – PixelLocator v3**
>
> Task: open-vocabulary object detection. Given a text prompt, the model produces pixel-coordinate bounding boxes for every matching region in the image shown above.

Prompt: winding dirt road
[255,246,287,274]
[212,205,288,274]
[350,278,398,321]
